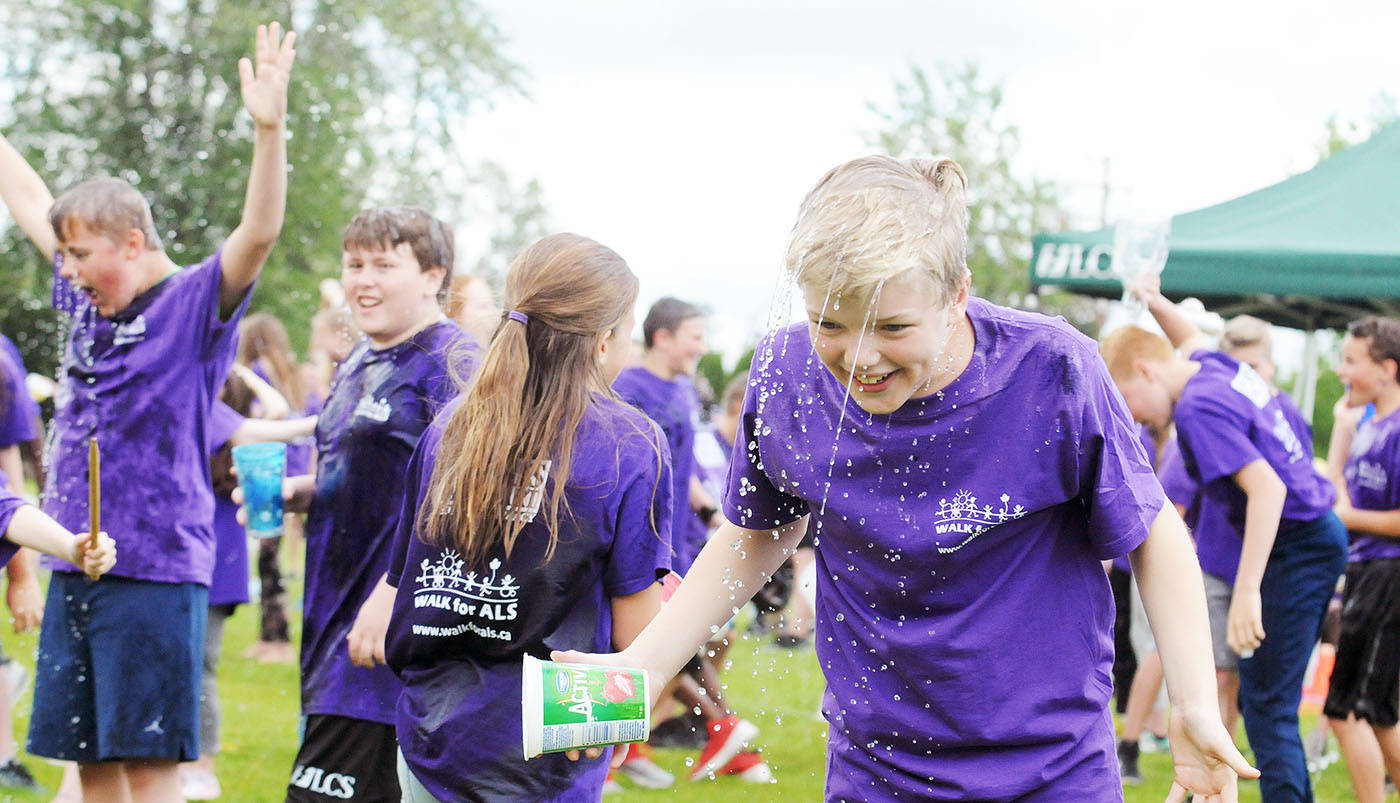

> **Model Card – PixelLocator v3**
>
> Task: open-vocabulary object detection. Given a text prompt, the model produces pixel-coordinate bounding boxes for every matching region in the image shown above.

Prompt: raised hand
[238,22,297,129]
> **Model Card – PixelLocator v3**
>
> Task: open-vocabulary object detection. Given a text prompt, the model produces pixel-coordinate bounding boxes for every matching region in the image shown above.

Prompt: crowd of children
[0,18,1393,803]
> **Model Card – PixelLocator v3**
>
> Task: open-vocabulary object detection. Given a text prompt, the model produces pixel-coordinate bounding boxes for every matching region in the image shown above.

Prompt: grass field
[0,561,1380,802]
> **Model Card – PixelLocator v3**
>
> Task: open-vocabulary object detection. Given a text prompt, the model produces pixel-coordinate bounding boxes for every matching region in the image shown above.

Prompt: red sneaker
[719,750,774,782]
[688,715,759,780]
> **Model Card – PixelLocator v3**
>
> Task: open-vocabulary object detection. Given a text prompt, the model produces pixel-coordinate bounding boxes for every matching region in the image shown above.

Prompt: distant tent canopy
[1030,122,1400,332]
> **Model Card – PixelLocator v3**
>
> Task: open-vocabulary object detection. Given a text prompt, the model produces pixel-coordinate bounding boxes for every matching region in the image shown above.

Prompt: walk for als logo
[933,490,1027,554]
[411,552,522,641]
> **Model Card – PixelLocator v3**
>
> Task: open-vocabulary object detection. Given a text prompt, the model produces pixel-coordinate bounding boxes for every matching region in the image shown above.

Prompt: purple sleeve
[1174,394,1261,484]
[604,421,673,597]
[0,487,29,568]
[207,401,244,452]
[720,378,810,529]
[188,249,254,359]
[1078,349,1165,559]
[0,348,38,447]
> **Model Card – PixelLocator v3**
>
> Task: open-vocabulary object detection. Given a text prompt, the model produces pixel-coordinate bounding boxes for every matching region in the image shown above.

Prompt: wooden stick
[87,437,100,580]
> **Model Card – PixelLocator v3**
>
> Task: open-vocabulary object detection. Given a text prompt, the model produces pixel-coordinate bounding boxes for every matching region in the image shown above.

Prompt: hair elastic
[506,310,529,325]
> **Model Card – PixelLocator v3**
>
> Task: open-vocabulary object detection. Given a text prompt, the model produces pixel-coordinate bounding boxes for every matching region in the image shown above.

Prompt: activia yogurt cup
[521,655,650,760]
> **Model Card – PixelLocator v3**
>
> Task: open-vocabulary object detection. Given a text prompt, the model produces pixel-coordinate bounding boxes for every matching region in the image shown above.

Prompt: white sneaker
[180,766,222,800]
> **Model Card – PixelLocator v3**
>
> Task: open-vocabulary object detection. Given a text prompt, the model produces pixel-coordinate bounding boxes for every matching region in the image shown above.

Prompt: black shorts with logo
[1323,558,1400,727]
[286,714,400,803]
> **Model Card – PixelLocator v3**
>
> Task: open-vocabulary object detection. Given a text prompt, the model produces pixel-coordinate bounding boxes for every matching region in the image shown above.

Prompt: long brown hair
[237,313,308,410]
[419,234,639,568]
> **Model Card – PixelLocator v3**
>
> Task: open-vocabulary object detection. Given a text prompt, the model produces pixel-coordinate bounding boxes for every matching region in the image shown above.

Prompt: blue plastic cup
[232,442,286,538]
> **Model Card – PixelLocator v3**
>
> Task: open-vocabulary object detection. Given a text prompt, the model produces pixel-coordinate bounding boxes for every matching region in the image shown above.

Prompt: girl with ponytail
[556,156,1257,800]
[385,233,671,801]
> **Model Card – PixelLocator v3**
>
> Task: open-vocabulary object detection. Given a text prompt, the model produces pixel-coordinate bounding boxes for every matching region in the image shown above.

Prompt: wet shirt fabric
[44,250,249,585]
[300,320,470,725]
[385,396,672,802]
[0,334,39,449]
[207,401,249,607]
[613,366,706,574]
[723,298,1164,801]
[0,485,28,568]
[1174,351,1335,538]
[1343,408,1400,562]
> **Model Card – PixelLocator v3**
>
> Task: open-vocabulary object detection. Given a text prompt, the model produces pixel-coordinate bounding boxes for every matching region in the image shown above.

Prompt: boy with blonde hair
[0,22,295,803]
[561,156,1254,800]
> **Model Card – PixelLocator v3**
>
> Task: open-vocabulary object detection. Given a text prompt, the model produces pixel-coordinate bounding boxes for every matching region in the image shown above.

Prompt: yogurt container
[521,655,650,760]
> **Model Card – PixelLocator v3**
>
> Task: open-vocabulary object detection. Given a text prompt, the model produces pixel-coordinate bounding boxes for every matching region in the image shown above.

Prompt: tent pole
[1300,329,1320,424]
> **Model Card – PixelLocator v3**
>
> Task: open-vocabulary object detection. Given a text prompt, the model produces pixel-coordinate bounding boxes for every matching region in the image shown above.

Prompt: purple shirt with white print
[43,249,250,585]
[300,320,473,725]
[723,298,1163,801]
[1343,408,1400,562]
[1173,351,1335,542]
[385,396,671,802]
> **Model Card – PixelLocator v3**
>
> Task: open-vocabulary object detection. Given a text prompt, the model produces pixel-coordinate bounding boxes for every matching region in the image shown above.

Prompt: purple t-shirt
[207,401,249,607]
[300,321,471,724]
[1174,352,1335,545]
[385,396,672,802]
[613,366,703,574]
[0,485,27,568]
[43,250,250,584]
[1343,408,1400,562]
[0,335,39,448]
[724,298,1164,800]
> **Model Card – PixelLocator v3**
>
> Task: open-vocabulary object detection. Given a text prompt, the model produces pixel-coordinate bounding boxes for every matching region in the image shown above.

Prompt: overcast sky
[459,0,1400,358]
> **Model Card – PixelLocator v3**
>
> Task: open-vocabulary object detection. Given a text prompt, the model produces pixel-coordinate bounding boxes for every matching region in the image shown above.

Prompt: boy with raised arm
[0,23,295,803]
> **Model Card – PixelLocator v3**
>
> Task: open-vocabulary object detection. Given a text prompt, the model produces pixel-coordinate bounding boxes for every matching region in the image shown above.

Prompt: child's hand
[1165,706,1259,802]
[6,572,42,633]
[1126,271,1162,304]
[1225,586,1264,657]
[75,531,116,580]
[239,23,297,129]
[346,578,395,668]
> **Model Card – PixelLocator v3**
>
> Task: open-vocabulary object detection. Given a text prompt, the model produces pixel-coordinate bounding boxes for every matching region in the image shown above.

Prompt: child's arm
[218,23,296,317]
[1333,502,1400,539]
[0,133,57,259]
[1228,459,1287,656]
[347,574,394,668]
[229,416,316,448]
[4,506,115,578]
[1130,273,1211,354]
[5,549,41,632]
[554,516,809,699]
[1325,397,1362,487]
[231,362,291,419]
[1131,504,1258,797]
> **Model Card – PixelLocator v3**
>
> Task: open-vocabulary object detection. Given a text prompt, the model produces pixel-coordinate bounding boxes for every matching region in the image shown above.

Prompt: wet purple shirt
[1174,352,1334,548]
[613,366,705,574]
[207,401,249,607]
[0,335,39,449]
[43,250,250,584]
[0,485,27,568]
[724,299,1163,801]
[1343,408,1400,562]
[385,397,671,802]
[300,321,472,724]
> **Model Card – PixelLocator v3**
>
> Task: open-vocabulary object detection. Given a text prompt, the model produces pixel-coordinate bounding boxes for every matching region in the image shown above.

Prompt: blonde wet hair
[786,156,969,307]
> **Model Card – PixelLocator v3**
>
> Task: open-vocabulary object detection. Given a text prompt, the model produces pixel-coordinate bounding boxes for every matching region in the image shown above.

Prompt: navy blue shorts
[27,572,207,762]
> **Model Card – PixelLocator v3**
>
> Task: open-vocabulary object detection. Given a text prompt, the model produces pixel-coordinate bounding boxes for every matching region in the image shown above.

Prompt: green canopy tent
[1030,122,1400,419]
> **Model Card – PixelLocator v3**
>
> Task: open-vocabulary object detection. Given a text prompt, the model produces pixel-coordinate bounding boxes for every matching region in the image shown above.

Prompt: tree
[0,0,542,368]
[1315,92,1398,161]
[864,63,1073,313]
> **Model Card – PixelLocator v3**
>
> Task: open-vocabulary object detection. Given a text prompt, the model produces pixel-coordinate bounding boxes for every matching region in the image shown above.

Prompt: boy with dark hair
[1325,316,1400,803]
[0,22,295,803]
[267,206,473,802]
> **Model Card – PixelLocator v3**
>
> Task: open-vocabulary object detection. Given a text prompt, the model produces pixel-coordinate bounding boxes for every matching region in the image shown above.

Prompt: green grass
[0,568,1379,801]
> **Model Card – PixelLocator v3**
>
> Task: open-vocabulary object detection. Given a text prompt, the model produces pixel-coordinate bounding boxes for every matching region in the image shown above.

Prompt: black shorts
[1323,559,1400,727]
[287,714,400,803]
